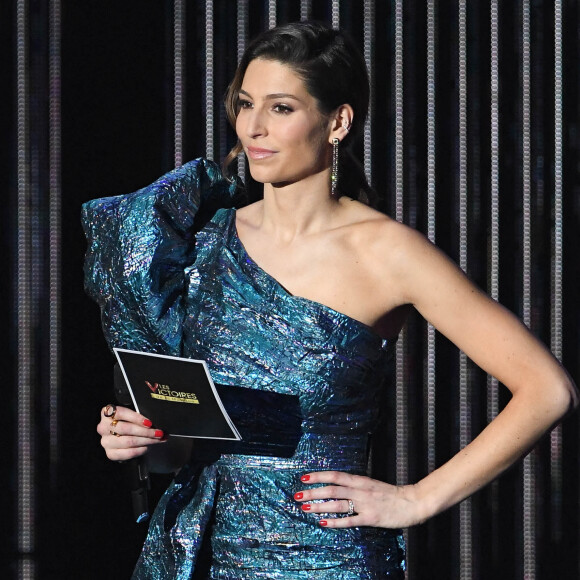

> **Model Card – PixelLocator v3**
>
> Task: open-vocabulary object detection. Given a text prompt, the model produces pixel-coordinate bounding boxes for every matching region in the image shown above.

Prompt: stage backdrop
[4,1,580,579]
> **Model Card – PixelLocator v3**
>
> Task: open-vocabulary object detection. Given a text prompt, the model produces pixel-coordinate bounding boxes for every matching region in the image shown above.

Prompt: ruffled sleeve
[81,158,244,355]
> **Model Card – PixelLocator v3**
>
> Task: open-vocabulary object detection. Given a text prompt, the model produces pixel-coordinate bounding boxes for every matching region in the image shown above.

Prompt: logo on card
[144,380,199,404]
[145,381,159,393]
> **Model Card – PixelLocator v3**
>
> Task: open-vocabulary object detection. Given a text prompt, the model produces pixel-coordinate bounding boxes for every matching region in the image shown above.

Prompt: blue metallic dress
[82,159,406,579]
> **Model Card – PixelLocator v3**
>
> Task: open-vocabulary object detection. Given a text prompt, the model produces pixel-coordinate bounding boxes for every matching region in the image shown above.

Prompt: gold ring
[110,419,119,427]
[103,404,117,419]
[109,430,121,437]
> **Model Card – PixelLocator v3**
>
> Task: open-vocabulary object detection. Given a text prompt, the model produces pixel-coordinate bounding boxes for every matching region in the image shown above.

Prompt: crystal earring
[331,138,340,197]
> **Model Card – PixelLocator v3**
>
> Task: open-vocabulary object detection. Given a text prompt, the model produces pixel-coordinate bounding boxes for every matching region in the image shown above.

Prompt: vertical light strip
[205,0,214,159]
[174,0,185,168]
[550,0,564,544]
[394,0,405,471]
[458,2,472,578]
[363,0,374,181]
[236,0,248,182]
[488,0,501,563]
[48,0,61,485]
[426,0,437,475]
[521,5,532,331]
[521,2,536,578]
[488,3,500,422]
[393,0,408,563]
[394,0,406,483]
[300,0,311,21]
[17,1,34,578]
[236,0,248,67]
[331,0,340,30]
[268,0,276,29]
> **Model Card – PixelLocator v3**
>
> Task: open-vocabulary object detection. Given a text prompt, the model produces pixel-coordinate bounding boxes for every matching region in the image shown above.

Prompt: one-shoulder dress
[82,159,406,579]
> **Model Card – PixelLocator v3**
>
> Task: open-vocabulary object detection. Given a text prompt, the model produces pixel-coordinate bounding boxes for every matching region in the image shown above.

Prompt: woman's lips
[246,147,277,160]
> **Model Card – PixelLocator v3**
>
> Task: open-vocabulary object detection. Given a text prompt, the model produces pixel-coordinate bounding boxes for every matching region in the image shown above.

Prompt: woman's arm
[398,227,577,520]
[295,225,578,528]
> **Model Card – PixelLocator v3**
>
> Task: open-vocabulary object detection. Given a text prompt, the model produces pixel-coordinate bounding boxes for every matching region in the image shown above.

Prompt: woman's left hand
[294,471,426,529]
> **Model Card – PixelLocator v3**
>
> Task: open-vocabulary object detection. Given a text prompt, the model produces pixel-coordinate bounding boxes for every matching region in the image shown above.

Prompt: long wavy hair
[223,21,375,204]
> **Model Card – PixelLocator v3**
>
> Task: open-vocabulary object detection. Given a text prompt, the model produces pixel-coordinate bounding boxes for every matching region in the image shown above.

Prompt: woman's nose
[244,109,267,138]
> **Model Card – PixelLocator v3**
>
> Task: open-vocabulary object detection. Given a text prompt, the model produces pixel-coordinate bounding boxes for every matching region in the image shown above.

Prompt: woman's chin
[247,166,289,186]
[246,165,269,184]
[247,165,323,189]
[249,172,293,189]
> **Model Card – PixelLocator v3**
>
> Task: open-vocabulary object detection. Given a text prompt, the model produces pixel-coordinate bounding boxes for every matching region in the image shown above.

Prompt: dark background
[3,1,580,579]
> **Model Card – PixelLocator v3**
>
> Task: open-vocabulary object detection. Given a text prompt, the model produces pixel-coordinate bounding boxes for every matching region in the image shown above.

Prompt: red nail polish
[319,520,328,527]
[154,430,164,438]
[301,504,311,511]
[143,419,153,427]
[294,492,303,500]
[301,475,310,482]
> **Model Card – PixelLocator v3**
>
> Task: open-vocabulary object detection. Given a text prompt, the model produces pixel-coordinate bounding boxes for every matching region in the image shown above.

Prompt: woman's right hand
[97,404,166,462]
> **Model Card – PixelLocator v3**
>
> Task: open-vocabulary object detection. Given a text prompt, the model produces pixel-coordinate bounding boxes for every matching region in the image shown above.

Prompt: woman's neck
[258,169,341,241]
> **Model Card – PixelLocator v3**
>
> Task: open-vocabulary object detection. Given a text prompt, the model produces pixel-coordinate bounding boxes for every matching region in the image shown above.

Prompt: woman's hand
[294,471,426,529]
[97,404,166,462]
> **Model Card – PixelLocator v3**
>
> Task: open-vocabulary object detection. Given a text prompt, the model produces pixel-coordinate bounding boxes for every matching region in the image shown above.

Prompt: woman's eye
[272,104,293,114]
[238,99,253,110]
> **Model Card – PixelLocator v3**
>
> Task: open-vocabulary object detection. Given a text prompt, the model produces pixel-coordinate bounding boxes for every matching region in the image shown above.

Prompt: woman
[85,22,577,579]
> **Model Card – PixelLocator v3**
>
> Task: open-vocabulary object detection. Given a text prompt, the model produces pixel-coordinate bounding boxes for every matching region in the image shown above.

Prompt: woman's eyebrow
[265,92,301,101]
[239,89,302,102]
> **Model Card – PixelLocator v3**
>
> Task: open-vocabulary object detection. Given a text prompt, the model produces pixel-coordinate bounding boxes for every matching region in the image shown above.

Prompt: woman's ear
[329,104,354,144]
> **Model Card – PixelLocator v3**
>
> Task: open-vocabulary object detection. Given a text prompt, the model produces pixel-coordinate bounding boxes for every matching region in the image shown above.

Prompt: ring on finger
[103,404,117,419]
[109,430,121,437]
[347,499,355,516]
[110,419,119,427]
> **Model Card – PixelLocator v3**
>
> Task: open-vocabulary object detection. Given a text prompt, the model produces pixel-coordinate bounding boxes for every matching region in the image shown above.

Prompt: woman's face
[236,58,332,187]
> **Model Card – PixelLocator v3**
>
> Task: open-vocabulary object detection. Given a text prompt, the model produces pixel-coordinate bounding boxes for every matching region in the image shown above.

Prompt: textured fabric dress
[82,158,406,579]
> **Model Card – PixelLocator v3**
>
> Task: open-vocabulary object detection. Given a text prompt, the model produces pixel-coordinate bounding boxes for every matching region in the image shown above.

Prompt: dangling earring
[331,138,340,197]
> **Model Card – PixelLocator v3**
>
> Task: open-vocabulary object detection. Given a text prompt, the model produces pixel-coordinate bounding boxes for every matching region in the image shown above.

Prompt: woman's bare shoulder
[339,198,433,260]
[340,199,465,308]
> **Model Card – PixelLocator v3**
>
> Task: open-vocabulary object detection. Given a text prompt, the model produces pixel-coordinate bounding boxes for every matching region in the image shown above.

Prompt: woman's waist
[213,431,370,471]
